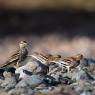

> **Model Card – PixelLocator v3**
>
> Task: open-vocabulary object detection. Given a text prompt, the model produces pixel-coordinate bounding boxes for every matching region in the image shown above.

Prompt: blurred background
[0,0,95,65]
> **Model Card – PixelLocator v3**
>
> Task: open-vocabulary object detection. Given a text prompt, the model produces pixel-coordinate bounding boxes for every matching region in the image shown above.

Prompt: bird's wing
[8,50,20,63]
[2,50,20,67]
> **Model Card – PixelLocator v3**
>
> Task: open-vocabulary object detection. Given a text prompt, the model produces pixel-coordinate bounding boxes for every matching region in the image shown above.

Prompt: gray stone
[72,68,94,81]
[1,72,17,91]
[16,74,43,88]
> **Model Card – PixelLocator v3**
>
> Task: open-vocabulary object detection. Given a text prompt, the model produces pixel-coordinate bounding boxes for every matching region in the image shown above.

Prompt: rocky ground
[0,53,95,95]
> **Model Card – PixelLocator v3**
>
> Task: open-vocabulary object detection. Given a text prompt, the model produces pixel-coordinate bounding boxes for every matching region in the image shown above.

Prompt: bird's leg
[16,56,22,68]
[16,61,20,68]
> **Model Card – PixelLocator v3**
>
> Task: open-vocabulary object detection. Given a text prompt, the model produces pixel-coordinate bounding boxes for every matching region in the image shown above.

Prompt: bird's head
[55,55,61,58]
[75,54,83,61]
[19,41,27,48]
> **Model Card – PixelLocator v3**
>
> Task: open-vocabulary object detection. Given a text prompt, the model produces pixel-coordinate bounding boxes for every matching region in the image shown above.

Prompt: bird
[31,52,49,65]
[46,54,83,77]
[62,54,83,71]
[1,41,28,69]
[47,54,83,74]
[31,52,62,66]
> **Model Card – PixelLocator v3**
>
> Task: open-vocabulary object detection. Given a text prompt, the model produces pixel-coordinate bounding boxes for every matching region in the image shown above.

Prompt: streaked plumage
[29,51,60,63]
[31,52,49,65]
[47,54,83,76]
[1,41,28,69]
[62,54,83,69]
[48,54,62,62]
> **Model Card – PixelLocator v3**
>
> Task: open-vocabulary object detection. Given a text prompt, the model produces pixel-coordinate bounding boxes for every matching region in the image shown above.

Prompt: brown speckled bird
[62,54,83,71]
[48,54,62,62]
[31,52,62,65]
[2,41,28,69]
[31,52,49,65]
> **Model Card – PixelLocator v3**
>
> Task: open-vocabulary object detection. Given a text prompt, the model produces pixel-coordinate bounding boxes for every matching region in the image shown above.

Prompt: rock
[47,62,68,82]
[15,60,47,88]
[70,80,93,94]
[16,74,43,88]
[0,68,5,86]
[35,86,54,93]
[43,75,60,86]
[72,68,94,81]
[80,58,89,68]
[1,54,95,95]
[1,67,17,91]
[80,90,92,95]
[34,85,78,95]
[59,76,74,85]
[16,60,48,78]
[8,87,32,95]
[80,58,95,72]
